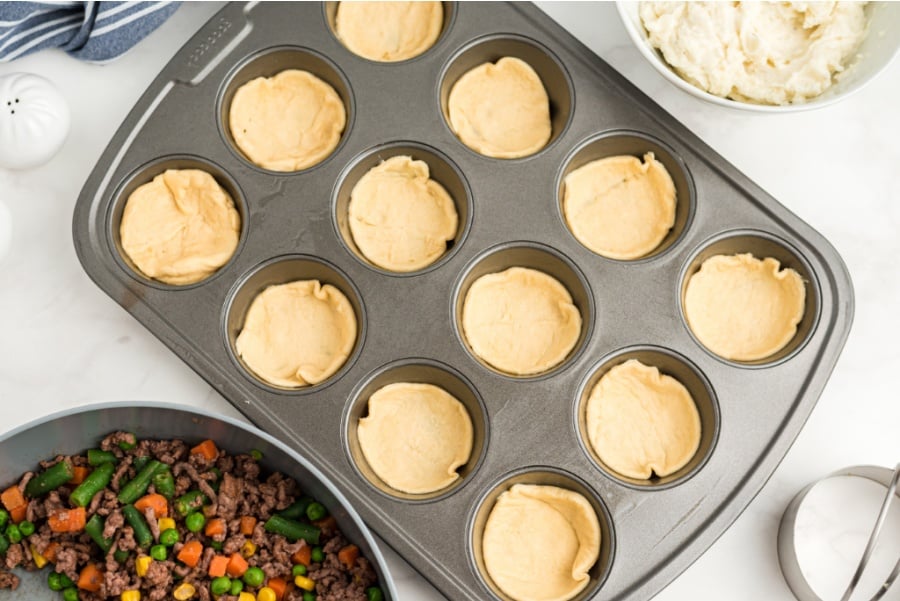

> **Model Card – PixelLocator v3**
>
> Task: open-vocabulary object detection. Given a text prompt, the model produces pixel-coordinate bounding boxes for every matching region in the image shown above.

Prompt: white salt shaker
[0,73,70,170]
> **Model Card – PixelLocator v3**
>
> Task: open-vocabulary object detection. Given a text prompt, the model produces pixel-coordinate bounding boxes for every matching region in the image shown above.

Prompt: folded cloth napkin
[0,1,180,63]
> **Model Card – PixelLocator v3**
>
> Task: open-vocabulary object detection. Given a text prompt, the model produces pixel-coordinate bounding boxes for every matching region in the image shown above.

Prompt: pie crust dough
[684,253,805,361]
[348,155,458,272]
[563,152,676,259]
[357,382,473,494]
[462,267,582,375]
[482,484,600,601]
[235,280,357,388]
[335,1,443,62]
[119,169,240,285]
[585,359,701,480]
[447,57,551,159]
[229,69,346,172]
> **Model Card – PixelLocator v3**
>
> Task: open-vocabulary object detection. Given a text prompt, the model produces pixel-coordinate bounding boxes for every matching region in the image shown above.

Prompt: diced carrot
[313,515,336,532]
[226,552,248,578]
[291,544,311,567]
[239,515,257,536]
[176,540,203,568]
[9,505,26,524]
[1,485,26,513]
[70,466,90,486]
[42,542,59,563]
[134,493,168,518]
[208,554,229,578]
[48,507,86,533]
[337,544,359,569]
[267,577,287,601]
[190,439,218,461]
[77,564,103,592]
[204,517,226,537]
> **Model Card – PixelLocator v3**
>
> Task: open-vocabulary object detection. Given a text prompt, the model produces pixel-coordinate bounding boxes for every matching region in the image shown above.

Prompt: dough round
[482,484,600,601]
[639,2,868,105]
[358,382,473,494]
[585,359,701,480]
[119,169,240,285]
[462,267,581,375]
[348,155,458,272]
[563,152,676,259]
[235,280,357,388]
[229,69,346,171]
[684,253,805,361]
[447,57,551,159]
[335,1,443,62]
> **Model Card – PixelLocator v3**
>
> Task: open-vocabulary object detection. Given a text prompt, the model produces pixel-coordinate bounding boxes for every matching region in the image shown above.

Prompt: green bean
[113,549,129,564]
[305,502,327,522]
[70,461,114,507]
[117,433,137,451]
[278,497,313,520]
[152,468,175,499]
[174,490,207,517]
[18,520,34,537]
[210,540,223,551]
[122,505,152,548]
[132,455,151,472]
[366,586,384,601]
[117,460,163,504]
[0,532,8,556]
[264,515,321,545]
[84,514,112,554]
[24,458,74,497]
[87,449,117,466]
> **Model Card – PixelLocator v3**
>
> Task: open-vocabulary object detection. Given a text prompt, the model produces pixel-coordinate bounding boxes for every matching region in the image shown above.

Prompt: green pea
[305,502,327,522]
[0,509,8,530]
[292,564,307,577]
[159,528,179,546]
[210,540,223,551]
[366,586,384,601]
[113,550,129,564]
[18,520,34,537]
[210,576,231,596]
[63,587,79,601]
[303,592,316,601]
[59,574,73,588]
[47,571,63,591]
[249,449,263,461]
[185,511,206,533]
[150,544,168,561]
[311,546,324,563]
[230,579,244,595]
[243,566,265,588]
[5,524,21,544]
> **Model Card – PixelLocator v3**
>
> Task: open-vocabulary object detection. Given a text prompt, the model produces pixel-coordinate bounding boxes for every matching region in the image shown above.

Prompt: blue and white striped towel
[0,1,180,63]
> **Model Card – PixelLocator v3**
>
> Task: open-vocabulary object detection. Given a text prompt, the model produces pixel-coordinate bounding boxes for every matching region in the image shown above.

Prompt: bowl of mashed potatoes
[617,1,900,111]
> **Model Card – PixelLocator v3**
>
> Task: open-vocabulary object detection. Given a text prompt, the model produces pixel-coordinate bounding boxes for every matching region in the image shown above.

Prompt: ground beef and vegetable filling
[0,432,384,601]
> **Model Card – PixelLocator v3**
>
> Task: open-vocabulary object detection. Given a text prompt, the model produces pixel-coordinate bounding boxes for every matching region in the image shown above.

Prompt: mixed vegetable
[0,432,383,601]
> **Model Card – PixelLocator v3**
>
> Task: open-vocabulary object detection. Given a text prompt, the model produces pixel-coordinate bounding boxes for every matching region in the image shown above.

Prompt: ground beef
[0,569,19,590]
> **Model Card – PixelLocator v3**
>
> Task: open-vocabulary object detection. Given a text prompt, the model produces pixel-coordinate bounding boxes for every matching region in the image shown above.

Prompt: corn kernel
[121,590,141,601]
[257,587,276,601]
[173,582,196,600]
[135,555,152,577]
[240,540,257,558]
[29,545,48,568]
[158,518,176,532]
[238,593,256,601]
[294,575,315,591]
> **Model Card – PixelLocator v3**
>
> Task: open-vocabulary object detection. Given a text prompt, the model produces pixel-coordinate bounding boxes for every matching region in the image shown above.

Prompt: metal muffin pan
[72,3,854,600]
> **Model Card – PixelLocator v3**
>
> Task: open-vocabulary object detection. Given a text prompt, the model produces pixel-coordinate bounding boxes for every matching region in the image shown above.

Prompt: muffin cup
[222,254,366,394]
[343,358,488,502]
[574,345,720,489]
[468,467,615,601]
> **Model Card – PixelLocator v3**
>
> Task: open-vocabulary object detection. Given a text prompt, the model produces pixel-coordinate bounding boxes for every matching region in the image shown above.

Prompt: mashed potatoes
[640,2,868,105]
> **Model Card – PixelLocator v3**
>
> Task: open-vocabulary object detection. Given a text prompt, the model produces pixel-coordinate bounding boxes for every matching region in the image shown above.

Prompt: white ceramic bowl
[616,1,900,113]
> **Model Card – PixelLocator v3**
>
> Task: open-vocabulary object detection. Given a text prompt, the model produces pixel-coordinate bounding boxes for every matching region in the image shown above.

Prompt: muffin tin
[72,3,854,600]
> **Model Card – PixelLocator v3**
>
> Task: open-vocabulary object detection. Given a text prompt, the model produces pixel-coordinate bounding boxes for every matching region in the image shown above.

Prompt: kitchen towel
[0,1,179,63]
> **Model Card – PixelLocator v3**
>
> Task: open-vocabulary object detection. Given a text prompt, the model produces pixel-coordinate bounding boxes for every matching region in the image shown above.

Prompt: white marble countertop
[1,2,898,600]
